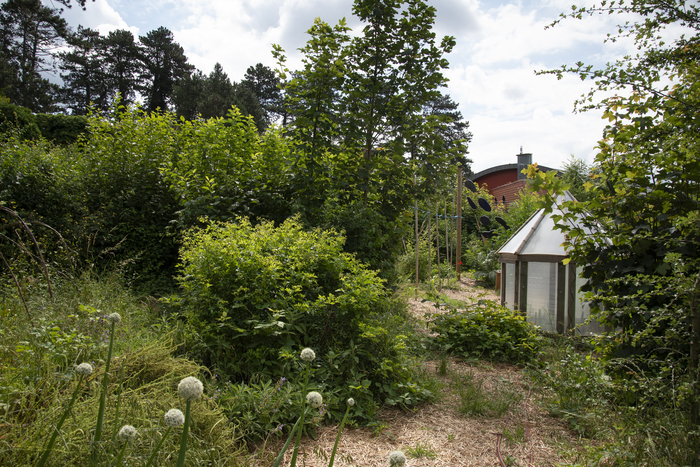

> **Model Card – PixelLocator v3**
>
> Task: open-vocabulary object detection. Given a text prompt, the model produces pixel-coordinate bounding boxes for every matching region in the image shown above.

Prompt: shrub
[430,300,542,363]
[171,217,433,419]
[35,113,88,145]
[0,98,40,140]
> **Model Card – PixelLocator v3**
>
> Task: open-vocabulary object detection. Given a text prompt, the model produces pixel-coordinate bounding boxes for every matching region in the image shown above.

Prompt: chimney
[517,147,532,180]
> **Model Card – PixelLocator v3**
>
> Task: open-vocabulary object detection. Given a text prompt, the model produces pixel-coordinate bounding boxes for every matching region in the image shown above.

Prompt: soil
[255,278,580,467]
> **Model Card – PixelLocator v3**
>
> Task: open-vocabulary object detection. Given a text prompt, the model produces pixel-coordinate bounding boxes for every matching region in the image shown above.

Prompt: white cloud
[52,0,137,36]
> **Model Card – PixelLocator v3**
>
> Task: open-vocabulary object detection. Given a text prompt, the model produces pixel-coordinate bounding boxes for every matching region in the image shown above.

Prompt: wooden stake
[456,166,463,281]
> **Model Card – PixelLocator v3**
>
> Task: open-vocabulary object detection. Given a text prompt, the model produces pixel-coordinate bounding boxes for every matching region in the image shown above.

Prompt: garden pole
[456,166,463,281]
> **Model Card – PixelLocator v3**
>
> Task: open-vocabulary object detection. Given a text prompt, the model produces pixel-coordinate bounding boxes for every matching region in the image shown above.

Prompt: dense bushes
[430,300,543,363]
[171,217,433,419]
[0,99,87,144]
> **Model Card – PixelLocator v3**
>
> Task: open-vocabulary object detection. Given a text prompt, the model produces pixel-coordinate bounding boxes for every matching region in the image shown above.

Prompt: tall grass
[529,336,700,466]
[0,273,245,466]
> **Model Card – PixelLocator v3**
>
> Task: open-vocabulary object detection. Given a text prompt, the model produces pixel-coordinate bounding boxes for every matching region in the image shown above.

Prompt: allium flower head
[118,424,137,442]
[76,362,93,376]
[164,408,185,427]
[306,391,323,408]
[178,376,204,401]
[300,348,315,362]
[389,450,406,466]
[347,398,355,407]
[107,313,121,324]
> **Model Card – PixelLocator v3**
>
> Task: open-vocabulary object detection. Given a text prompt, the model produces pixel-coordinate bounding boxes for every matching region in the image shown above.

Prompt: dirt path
[255,279,579,467]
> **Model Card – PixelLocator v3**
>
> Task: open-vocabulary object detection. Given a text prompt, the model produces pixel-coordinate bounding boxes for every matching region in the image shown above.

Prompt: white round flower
[306,391,323,409]
[178,376,204,401]
[300,348,315,362]
[347,398,355,407]
[118,424,137,442]
[76,363,93,376]
[389,450,406,466]
[164,408,185,427]
[107,313,121,324]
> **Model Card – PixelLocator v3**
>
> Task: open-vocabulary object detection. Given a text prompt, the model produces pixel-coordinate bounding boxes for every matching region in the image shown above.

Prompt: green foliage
[430,300,543,363]
[533,0,700,439]
[34,113,88,145]
[171,217,433,419]
[318,197,408,280]
[0,272,246,467]
[162,107,294,229]
[404,442,437,459]
[217,377,306,443]
[0,99,41,140]
[462,186,541,285]
[530,338,699,465]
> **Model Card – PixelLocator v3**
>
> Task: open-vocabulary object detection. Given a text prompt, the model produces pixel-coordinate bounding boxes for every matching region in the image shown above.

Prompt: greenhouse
[496,192,605,335]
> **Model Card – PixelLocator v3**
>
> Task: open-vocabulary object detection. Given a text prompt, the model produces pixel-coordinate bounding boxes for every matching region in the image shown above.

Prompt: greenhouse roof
[497,191,577,263]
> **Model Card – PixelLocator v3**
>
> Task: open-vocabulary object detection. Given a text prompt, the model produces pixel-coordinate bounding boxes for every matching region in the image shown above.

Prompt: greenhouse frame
[496,192,605,335]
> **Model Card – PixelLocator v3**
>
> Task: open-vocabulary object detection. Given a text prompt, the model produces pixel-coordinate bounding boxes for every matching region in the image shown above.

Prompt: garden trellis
[496,192,604,335]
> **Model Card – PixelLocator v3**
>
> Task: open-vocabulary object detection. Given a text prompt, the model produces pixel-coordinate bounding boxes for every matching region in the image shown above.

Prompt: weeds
[404,441,437,459]
[453,371,522,418]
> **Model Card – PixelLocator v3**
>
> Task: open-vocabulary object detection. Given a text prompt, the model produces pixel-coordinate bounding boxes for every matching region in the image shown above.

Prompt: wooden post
[500,263,506,306]
[556,262,566,334]
[518,261,528,317]
[436,201,441,286]
[415,176,419,299]
[428,204,432,283]
[567,261,577,333]
[456,166,463,281]
[514,261,520,311]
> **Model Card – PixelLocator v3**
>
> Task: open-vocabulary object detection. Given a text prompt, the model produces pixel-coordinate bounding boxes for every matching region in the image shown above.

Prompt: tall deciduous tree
[273,18,351,212]
[140,26,193,112]
[273,0,466,274]
[533,0,700,438]
[0,0,69,112]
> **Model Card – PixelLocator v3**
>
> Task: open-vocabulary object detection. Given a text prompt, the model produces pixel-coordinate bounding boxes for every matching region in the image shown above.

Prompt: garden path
[261,279,580,467]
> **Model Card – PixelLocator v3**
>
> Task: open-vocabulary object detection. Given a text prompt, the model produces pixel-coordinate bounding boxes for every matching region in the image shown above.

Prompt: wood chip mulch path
[250,279,583,467]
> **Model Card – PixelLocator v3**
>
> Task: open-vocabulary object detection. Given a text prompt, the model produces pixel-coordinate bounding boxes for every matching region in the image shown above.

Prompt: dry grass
[250,279,581,467]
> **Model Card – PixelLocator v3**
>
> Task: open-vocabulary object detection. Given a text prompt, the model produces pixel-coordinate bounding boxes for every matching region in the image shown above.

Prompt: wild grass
[452,371,522,418]
[0,273,246,466]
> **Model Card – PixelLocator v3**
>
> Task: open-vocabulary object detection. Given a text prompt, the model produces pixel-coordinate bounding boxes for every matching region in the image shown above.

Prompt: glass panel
[504,263,515,310]
[575,266,605,335]
[520,215,566,257]
[526,262,557,332]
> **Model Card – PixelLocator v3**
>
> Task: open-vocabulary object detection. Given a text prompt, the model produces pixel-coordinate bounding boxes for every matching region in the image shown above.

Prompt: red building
[470,150,558,207]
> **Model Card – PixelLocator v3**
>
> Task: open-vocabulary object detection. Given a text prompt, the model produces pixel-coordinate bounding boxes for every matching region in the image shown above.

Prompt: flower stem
[110,360,126,447]
[175,400,192,467]
[36,375,84,467]
[92,321,116,465]
[328,404,351,467]
[289,360,310,467]
[271,415,303,467]
[145,426,172,467]
[114,442,128,467]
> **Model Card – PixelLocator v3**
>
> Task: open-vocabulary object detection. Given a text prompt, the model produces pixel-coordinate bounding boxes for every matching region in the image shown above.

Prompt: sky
[53,0,640,173]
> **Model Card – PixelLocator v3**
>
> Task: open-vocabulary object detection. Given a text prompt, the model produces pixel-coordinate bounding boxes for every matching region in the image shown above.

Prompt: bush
[430,299,542,363]
[35,113,88,145]
[0,98,40,140]
[171,217,433,419]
